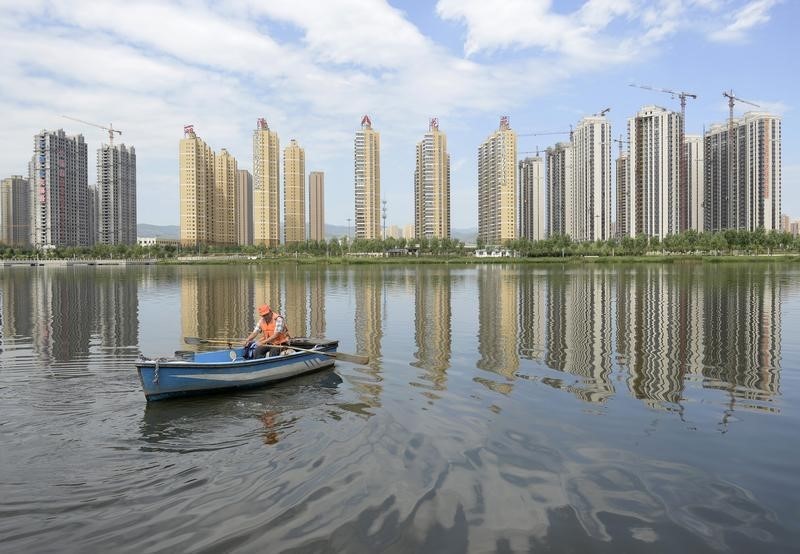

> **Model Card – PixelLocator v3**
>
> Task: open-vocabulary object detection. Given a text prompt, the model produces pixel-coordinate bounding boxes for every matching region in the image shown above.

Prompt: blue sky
[0,0,796,230]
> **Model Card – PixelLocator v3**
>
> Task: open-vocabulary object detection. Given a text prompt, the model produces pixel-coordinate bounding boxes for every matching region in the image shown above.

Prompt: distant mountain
[137,224,180,239]
[451,228,477,243]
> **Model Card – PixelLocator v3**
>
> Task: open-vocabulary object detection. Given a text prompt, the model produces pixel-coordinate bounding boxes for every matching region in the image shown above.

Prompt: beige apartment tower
[414,118,450,239]
[283,139,306,244]
[0,175,30,246]
[237,169,253,245]
[179,126,240,247]
[309,171,325,241]
[253,118,280,247]
[354,115,381,240]
[213,149,238,246]
[478,117,517,245]
[179,126,213,246]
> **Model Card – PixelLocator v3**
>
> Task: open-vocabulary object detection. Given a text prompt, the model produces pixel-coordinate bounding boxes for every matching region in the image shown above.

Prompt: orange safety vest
[259,313,289,345]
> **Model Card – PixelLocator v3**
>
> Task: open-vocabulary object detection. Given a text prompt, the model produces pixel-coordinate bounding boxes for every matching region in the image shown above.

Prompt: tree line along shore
[2,229,800,263]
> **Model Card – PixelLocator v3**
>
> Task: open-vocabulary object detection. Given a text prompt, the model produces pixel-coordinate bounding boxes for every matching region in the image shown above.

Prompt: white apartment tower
[545,142,573,238]
[616,152,629,238]
[414,118,451,239]
[572,115,612,241]
[96,143,136,245]
[685,135,704,232]
[478,116,517,244]
[626,105,683,239]
[704,112,781,232]
[519,156,545,241]
[30,129,90,247]
[354,115,381,240]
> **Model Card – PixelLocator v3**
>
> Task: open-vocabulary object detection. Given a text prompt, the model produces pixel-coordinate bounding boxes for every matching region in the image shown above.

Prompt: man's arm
[244,324,261,345]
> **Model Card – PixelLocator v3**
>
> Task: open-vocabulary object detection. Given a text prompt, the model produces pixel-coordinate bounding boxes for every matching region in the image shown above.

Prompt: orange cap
[258,304,270,316]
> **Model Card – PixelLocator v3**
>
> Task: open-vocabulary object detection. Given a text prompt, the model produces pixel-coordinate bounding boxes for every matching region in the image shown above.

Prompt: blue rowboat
[136,338,339,401]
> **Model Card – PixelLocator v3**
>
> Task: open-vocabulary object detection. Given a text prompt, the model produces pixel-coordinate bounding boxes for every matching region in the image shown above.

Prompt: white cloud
[709,0,779,42]
[0,0,789,228]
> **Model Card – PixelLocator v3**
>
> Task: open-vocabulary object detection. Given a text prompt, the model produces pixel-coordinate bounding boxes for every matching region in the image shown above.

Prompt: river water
[0,263,798,553]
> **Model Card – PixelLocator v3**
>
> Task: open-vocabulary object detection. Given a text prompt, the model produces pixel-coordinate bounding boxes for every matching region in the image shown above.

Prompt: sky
[0,0,797,230]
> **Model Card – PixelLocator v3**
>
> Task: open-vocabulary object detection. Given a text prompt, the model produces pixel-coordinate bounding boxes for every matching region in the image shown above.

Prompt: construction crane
[722,89,759,125]
[612,135,630,157]
[518,126,574,142]
[629,83,697,231]
[61,115,122,145]
[594,107,611,117]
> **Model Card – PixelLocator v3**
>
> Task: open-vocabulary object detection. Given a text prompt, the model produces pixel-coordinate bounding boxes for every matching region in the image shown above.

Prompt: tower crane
[722,90,759,127]
[612,135,630,157]
[629,83,697,231]
[518,127,574,142]
[61,115,122,145]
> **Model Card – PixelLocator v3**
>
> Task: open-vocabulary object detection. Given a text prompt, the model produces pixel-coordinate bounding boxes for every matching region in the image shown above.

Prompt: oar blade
[184,336,204,345]
[333,351,370,365]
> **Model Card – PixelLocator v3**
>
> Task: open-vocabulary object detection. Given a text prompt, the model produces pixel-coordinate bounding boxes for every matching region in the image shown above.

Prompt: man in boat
[243,304,290,359]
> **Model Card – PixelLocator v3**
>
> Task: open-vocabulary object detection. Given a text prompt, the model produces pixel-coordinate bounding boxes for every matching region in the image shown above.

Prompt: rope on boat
[138,354,175,385]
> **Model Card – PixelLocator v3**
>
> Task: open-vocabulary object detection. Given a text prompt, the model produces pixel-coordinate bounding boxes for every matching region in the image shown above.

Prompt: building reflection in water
[309,266,326,338]
[616,266,690,407]
[614,264,781,414]
[518,270,546,362]
[411,267,452,397]
[544,268,615,403]
[350,267,384,411]
[476,266,519,394]
[284,266,308,338]
[0,268,140,367]
[181,267,255,342]
[700,265,781,411]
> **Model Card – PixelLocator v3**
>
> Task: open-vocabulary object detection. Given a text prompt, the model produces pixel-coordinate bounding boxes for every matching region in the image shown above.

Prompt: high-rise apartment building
[545,142,573,238]
[354,115,381,240]
[96,143,136,245]
[179,127,239,247]
[625,105,683,239]
[237,169,253,245]
[685,135,704,232]
[478,116,517,244]
[87,186,97,246]
[309,171,325,241]
[572,115,612,241]
[518,156,545,241]
[253,118,280,247]
[179,126,213,246]
[704,112,781,232]
[0,175,30,246]
[213,148,238,246]
[414,118,450,239]
[283,139,306,244]
[616,152,629,238]
[29,129,90,247]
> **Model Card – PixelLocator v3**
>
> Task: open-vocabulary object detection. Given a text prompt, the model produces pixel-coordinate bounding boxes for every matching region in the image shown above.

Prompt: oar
[183,337,370,365]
